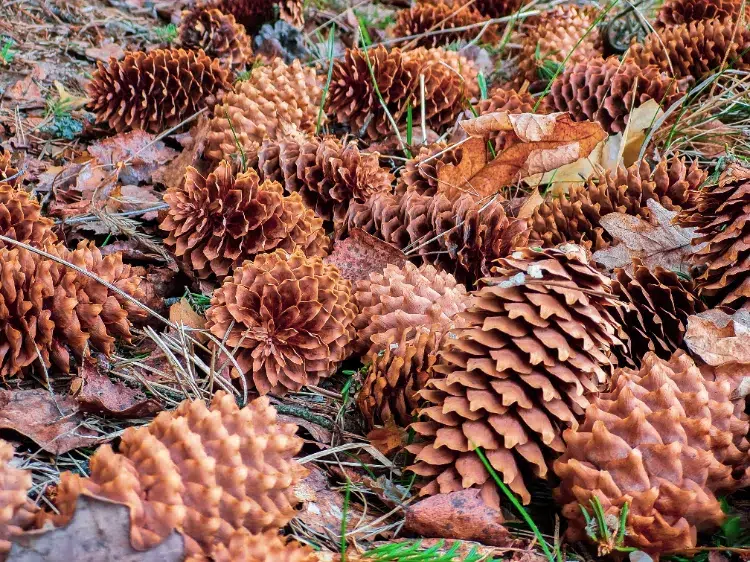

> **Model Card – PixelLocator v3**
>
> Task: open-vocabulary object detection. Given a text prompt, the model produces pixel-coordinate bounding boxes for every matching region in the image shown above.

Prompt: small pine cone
[0,183,57,249]
[396,144,462,198]
[0,440,36,558]
[179,7,253,70]
[545,56,681,134]
[516,4,601,85]
[257,135,394,227]
[358,325,443,429]
[408,246,627,507]
[529,158,707,251]
[87,49,230,134]
[628,19,750,79]
[612,259,707,366]
[554,351,750,553]
[52,392,307,558]
[677,164,750,310]
[212,530,317,562]
[206,58,322,162]
[353,262,471,355]
[392,1,499,48]
[206,249,357,395]
[656,0,748,27]
[161,161,329,280]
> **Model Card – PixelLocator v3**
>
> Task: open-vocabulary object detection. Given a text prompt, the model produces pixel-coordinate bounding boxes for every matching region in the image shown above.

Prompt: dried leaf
[324,229,406,282]
[168,298,207,343]
[88,130,178,185]
[592,199,701,273]
[367,423,407,456]
[516,187,544,220]
[52,81,89,112]
[152,116,210,190]
[684,309,750,366]
[84,42,125,62]
[8,496,184,562]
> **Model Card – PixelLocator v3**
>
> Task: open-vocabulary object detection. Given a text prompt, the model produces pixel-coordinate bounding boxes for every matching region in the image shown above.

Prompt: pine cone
[87,49,230,134]
[397,144,462,197]
[179,7,253,70]
[392,1,499,48]
[210,0,304,30]
[345,191,410,251]
[677,163,750,310]
[0,150,20,186]
[554,351,750,553]
[257,135,394,227]
[206,249,357,395]
[206,58,322,162]
[612,259,707,366]
[52,391,306,558]
[656,0,749,27]
[529,158,707,251]
[408,246,627,506]
[545,56,682,134]
[628,18,750,79]
[0,183,57,249]
[516,4,601,85]
[161,160,329,280]
[472,0,527,18]
[0,440,36,558]
[212,530,316,562]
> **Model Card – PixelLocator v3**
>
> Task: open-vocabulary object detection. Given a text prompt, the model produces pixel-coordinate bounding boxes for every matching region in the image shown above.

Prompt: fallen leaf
[324,228,407,282]
[0,389,108,455]
[620,99,664,166]
[684,309,750,366]
[516,187,544,220]
[88,130,178,185]
[404,489,511,547]
[52,81,89,112]
[73,356,163,419]
[84,42,126,62]
[367,423,407,456]
[169,298,207,342]
[277,414,332,445]
[8,496,184,562]
[152,116,210,189]
[592,199,702,273]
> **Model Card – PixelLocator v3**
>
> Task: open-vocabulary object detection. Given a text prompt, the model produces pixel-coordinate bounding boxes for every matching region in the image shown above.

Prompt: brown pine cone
[396,144,461,198]
[87,49,230,134]
[52,392,307,558]
[212,530,317,562]
[677,163,750,310]
[345,191,410,251]
[408,246,627,507]
[0,150,20,186]
[210,0,304,30]
[612,259,707,366]
[179,7,253,70]
[206,249,357,395]
[257,135,394,227]
[554,351,749,553]
[628,18,750,79]
[544,56,682,134]
[392,1,499,48]
[516,4,601,85]
[472,0,527,18]
[529,158,707,251]
[0,183,57,249]
[0,440,36,558]
[206,58,322,162]
[161,160,328,280]
[656,0,749,27]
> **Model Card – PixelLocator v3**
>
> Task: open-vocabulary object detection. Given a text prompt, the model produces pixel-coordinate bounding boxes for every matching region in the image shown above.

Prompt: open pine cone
[206,58,322,162]
[392,1,499,48]
[87,49,230,134]
[407,246,627,507]
[471,0,527,17]
[677,163,750,310]
[544,56,682,134]
[529,158,707,251]
[656,0,749,27]
[206,249,357,395]
[209,0,303,30]
[0,183,56,249]
[179,7,253,70]
[257,135,394,228]
[628,18,750,79]
[52,391,307,559]
[161,160,329,279]
[0,150,20,186]
[212,529,317,562]
[554,351,750,553]
[0,440,36,559]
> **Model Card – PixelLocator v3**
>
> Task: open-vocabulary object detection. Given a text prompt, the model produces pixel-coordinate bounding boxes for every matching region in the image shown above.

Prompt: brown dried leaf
[84,42,125,62]
[152,116,210,190]
[367,422,407,456]
[516,187,544,220]
[684,309,750,367]
[8,496,184,562]
[88,130,178,185]
[0,390,108,455]
[324,229,406,282]
[404,489,510,546]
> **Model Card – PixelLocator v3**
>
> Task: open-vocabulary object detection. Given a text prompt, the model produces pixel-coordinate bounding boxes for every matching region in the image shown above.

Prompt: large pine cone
[210,0,304,30]
[613,259,706,366]
[206,249,357,395]
[53,391,307,558]
[628,18,750,79]
[179,7,253,70]
[392,1,499,48]
[160,160,329,280]
[656,0,749,27]
[677,163,750,310]
[407,246,627,507]
[554,351,750,553]
[206,58,322,162]
[544,56,682,134]
[0,183,56,249]
[212,529,316,562]
[257,135,394,227]
[0,440,36,558]
[516,4,601,85]
[529,158,707,251]
[87,49,230,134]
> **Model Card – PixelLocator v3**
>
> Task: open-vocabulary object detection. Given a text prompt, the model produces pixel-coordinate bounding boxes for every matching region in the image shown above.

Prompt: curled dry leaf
[684,309,750,367]
[152,115,211,190]
[323,228,406,282]
[88,129,178,185]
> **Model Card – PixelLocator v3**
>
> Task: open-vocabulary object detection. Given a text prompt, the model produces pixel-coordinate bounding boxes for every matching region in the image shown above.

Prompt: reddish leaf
[88,130,178,185]
[325,229,407,282]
